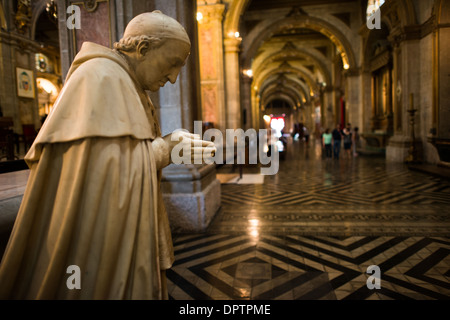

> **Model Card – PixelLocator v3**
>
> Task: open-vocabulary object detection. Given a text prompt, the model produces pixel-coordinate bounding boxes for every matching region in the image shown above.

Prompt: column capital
[197,3,225,23]
[224,37,242,52]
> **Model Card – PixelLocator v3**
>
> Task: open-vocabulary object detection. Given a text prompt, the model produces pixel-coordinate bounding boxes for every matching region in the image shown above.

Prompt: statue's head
[114,11,191,92]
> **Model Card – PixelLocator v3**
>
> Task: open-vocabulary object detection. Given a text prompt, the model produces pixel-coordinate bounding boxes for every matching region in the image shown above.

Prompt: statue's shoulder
[70,56,130,82]
[67,43,132,85]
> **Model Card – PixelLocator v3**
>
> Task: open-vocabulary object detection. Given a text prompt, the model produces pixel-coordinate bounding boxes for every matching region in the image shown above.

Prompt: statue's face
[136,39,190,92]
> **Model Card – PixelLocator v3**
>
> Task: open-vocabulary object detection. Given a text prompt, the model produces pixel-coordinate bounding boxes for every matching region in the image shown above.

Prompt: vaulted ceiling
[240,0,361,111]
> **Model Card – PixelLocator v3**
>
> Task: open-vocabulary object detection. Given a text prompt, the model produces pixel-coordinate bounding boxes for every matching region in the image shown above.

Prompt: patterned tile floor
[168,137,450,300]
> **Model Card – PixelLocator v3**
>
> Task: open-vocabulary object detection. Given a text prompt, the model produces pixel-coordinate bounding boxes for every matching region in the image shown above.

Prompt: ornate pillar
[197,1,226,132]
[386,31,421,162]
[344,68,363,131]
[224,36,242,130]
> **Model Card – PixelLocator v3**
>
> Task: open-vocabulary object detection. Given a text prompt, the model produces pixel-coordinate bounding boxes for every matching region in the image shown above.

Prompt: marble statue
[0,11,215,299]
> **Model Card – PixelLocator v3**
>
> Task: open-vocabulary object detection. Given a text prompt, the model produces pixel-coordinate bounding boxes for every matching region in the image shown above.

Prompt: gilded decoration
[15,0,31,34]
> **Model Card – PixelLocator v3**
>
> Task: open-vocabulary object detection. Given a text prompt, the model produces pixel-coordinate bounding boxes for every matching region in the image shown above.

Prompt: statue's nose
[168,69,180,84]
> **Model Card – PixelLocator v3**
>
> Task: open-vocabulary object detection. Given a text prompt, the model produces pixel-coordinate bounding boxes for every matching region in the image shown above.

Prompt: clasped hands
[153,130,216,169]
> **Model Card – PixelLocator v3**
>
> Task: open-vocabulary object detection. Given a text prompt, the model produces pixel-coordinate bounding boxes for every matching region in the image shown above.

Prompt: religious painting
[16,67,35,98]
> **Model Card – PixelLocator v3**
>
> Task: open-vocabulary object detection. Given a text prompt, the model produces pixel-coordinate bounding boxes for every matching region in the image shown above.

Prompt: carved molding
[370,50,391,72]
[389,15,438,46]
[286,7,308,18]
[198,3,225,24]
[15,0,32,35]
[82,0,99,12]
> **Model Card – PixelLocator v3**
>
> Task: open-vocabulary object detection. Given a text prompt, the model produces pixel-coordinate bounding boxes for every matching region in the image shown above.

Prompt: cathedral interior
[0,0,449,301]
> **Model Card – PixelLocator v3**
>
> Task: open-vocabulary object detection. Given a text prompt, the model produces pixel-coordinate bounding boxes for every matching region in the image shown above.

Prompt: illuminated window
[366,0,385,20]
[35,53,53,73]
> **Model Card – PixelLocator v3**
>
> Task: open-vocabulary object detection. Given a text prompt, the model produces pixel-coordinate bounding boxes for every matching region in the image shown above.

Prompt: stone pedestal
[386,134,425,163]
[161,164,221,233]
[386,135,411,161]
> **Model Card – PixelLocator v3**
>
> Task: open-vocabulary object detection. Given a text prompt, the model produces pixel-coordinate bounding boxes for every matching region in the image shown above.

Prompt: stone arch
[223,0,251,38]
[395,0,417,25]
[261,83,304,109]
[264,94,296,111]
[362,21,391,70]
[255,64,318,96]
[254,49,331,86]
[31,0,51,41]
[260,75,310,105]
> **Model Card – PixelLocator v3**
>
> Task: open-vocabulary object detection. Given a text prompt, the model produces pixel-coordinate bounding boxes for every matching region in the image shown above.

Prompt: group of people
[322,123,359,159]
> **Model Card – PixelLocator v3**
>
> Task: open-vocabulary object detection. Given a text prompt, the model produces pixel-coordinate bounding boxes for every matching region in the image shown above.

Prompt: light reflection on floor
[169,136,450,300]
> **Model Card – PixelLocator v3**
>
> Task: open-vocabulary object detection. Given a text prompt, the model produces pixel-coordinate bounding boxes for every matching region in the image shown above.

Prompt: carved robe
[0,42,174,299]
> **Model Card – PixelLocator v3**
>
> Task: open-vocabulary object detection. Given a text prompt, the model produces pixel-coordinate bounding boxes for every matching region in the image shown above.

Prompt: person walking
[303,125,310,148]
[342,126,353,159]
[322,128,333,159]
[332,124,342,159]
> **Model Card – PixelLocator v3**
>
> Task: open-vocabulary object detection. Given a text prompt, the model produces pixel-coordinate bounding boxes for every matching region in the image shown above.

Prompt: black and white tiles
[168,139,450,300]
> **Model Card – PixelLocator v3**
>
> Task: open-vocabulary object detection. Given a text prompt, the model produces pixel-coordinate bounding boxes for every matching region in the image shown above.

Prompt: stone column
[345,69,363,131]
[360,70,372,134]
[153,0,221,233]
[386,36,421,162]
[197,1,226,132]
[224,36,242,130]
[392,43,402,135]
[428,1,450,164]
[250,85,261,130]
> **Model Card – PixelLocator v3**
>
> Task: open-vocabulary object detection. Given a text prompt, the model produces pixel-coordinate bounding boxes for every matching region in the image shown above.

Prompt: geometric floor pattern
[168,234,450,300]
[169,139,450,300]
[211,144,450,237]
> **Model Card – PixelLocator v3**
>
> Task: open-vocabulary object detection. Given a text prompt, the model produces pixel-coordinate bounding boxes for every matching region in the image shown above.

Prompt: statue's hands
[163,130,216,165]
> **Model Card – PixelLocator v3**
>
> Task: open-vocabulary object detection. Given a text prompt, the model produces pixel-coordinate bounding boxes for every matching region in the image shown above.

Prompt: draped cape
[0,42,174,299]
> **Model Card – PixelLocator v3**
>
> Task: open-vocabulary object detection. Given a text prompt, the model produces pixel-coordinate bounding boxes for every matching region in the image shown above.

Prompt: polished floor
[168,137,450,300]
